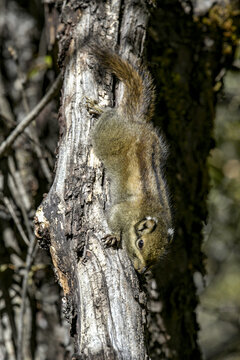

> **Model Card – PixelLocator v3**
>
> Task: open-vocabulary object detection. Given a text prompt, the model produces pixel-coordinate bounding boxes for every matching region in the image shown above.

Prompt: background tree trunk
[146,2,240,359]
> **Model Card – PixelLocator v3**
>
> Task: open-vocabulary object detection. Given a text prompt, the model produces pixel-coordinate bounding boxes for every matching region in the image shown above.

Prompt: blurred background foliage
[0,1,72,359]
[198,53,240,359]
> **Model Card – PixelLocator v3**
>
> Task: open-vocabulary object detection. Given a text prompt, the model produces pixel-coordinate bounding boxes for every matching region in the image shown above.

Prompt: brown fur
[92,47,155,122]
[90,48,173,273]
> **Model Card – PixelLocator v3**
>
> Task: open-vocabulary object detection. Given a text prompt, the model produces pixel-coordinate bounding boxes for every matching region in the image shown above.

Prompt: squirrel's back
[89,46,173,273]
[92,47,155,122]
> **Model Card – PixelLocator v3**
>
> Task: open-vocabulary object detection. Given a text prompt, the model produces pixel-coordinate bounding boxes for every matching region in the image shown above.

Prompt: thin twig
[8,156,34,243]
[3,197,30,246]
[6,155,40,360]
[25,127,53,183]
[0,72,15,124]
[8,156,31,212]
[0,73,62,157]
[17,234,37,360]
[19,75,53,183]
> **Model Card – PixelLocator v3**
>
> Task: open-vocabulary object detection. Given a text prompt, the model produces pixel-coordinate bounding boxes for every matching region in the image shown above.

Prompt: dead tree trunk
[35,1,150,358]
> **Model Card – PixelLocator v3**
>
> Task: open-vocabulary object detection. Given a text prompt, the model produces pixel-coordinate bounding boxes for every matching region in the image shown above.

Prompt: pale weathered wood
[35,1,151,358]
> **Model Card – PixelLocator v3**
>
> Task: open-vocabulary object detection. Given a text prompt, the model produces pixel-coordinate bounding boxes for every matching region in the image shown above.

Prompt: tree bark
[146,1,239,359]
[35,1,151,358]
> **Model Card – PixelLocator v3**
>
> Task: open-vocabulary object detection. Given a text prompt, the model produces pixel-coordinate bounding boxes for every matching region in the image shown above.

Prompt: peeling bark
[35,1,151,358]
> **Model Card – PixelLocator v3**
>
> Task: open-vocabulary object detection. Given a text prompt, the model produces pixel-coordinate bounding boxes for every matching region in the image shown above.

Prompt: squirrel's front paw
[102,234,120,248]
[85,97,104,116]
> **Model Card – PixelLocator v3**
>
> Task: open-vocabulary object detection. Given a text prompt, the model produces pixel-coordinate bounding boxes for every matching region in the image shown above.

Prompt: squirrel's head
[126,216,174,273]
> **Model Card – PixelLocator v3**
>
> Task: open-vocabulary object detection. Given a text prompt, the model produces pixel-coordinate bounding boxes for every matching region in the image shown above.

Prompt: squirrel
[89,47,174,273]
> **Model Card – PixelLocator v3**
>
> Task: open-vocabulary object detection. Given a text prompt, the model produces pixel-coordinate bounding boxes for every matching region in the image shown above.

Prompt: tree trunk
[35,1,150,358]
[146,1,239,359]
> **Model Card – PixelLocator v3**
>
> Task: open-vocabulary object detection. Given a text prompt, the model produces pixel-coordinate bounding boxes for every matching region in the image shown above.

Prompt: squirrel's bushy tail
[91,46,155,122]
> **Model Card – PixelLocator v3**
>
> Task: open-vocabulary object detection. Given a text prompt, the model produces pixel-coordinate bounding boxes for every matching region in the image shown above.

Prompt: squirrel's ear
[135,217,157,235]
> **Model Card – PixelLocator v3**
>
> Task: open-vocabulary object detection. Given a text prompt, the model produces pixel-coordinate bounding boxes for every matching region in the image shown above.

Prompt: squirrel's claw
[85,97,104,115]
[102,234,119,248]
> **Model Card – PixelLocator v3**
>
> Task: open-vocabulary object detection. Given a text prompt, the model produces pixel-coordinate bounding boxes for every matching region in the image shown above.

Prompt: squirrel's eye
[137,239,144,249]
